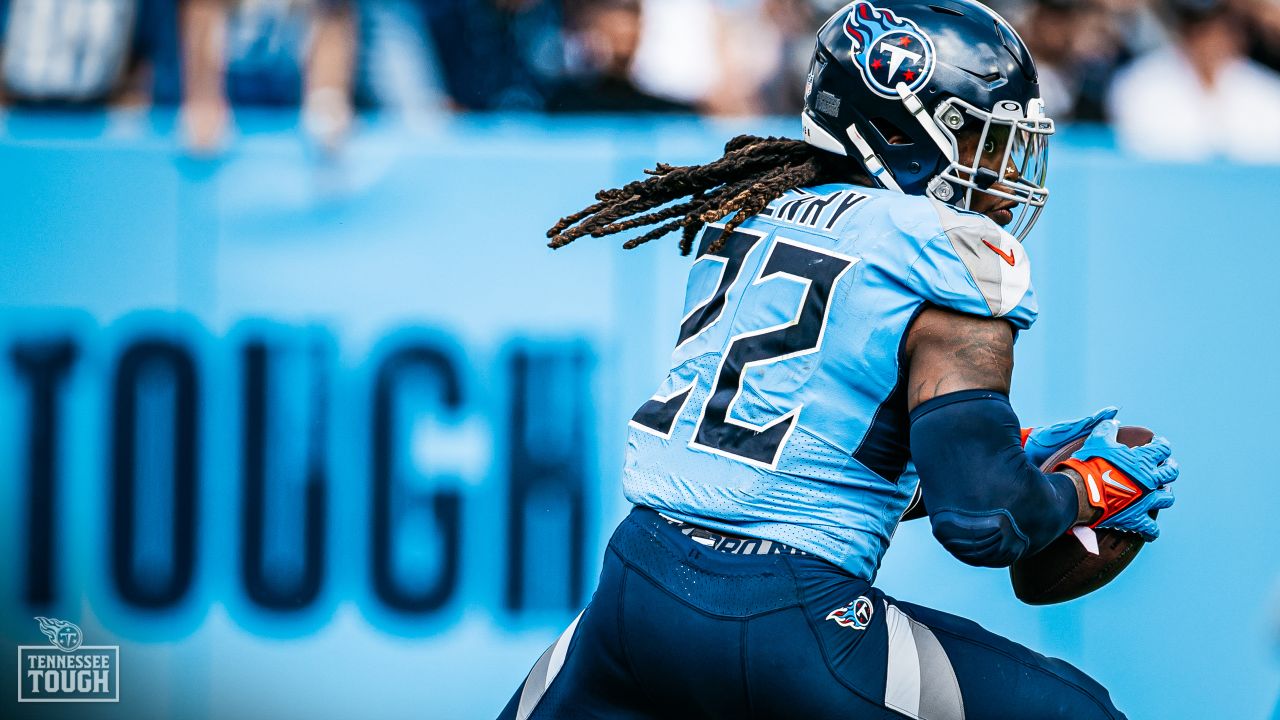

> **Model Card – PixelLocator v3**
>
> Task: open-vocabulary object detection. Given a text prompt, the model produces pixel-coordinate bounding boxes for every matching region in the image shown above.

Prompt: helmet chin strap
[896,82,965,205]
[844,124,903,193]
[803,112,903,192]
[897,83,957,157]
[814,83,962,200]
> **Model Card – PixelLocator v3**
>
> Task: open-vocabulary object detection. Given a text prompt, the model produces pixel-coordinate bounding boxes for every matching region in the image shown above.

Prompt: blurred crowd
[2,0,1280,160]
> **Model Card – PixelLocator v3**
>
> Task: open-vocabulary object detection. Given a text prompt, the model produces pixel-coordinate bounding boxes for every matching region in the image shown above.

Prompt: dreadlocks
[547,134,869,255]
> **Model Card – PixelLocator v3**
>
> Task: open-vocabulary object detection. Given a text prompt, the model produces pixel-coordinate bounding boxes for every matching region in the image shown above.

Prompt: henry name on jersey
[757,188,868,231]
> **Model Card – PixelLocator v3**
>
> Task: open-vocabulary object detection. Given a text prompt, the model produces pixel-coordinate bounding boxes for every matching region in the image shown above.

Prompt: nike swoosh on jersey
[981,239,1016,267]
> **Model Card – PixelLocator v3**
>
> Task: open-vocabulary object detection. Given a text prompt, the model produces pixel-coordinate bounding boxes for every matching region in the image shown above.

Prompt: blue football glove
[1056,419,1179,541]
[1021,406,1119,467]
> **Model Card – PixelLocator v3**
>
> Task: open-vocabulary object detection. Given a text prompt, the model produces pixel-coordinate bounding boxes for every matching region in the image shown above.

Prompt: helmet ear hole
[869,117,913,146]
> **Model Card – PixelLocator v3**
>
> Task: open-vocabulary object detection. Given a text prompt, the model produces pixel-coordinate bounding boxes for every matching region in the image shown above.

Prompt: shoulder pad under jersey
[909,198,1038,329]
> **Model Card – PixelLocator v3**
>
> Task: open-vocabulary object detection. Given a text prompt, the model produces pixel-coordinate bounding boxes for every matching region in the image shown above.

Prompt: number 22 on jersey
[629,226,859,469]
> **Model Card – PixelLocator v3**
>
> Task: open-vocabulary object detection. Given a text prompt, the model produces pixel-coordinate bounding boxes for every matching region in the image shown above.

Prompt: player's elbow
[929,508,1030,568]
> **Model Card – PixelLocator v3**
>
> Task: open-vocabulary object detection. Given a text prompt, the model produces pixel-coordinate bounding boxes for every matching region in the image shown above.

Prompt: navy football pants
[498,507,1126,719]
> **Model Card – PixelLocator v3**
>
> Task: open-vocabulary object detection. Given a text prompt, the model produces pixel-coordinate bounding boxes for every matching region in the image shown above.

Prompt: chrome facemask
[919,94,1054,241]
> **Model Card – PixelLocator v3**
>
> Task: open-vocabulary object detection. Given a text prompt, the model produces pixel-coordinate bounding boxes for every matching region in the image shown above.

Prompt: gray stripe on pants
[911,620,965,720]
[515,644,556,720]
[516,611,584,720]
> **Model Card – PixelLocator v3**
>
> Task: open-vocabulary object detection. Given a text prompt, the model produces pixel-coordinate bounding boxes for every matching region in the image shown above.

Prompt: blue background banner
[0,113,1276,719]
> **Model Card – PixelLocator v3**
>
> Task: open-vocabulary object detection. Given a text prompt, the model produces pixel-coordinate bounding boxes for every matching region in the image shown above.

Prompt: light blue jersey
[622,183,1038,581]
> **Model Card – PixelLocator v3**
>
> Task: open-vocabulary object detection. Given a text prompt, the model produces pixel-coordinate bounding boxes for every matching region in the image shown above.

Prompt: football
[1009,426,1157,605]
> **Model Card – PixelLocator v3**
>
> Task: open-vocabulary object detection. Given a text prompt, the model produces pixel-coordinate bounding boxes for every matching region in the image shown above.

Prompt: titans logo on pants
[826,596,875,630]
[843,1,937,98]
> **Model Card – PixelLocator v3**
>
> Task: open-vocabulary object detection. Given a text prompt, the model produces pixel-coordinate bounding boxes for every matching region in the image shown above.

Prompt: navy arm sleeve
[909,389,1078,567]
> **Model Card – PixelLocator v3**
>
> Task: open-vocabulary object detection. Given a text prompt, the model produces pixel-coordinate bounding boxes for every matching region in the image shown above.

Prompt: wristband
[1056,457,1143,528]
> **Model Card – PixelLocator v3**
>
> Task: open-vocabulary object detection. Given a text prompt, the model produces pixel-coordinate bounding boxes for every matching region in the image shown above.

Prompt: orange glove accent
[1056,457,1144,528]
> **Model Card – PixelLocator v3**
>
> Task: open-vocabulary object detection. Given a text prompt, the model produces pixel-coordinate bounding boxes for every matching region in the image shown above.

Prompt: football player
[500,1,1178,718]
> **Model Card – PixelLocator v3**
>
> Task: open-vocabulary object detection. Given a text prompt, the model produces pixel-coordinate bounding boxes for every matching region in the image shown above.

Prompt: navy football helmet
[802,0,1054,239]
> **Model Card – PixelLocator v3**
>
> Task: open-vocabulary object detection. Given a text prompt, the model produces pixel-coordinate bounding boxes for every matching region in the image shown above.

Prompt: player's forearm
[909,389,1079,567]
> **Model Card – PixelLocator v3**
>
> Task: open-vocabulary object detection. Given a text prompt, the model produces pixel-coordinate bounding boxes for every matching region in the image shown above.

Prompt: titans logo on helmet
[843,1,937,98]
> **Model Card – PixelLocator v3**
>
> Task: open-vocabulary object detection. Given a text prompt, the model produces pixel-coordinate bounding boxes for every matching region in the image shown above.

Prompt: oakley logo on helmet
[843,1,936,99]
